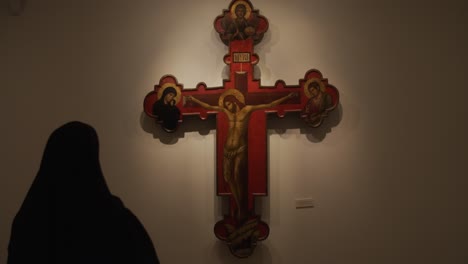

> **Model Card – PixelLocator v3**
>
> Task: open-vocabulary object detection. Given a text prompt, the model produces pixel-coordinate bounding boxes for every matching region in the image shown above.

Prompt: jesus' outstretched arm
[186,95,222,112]
[248,92,297,111]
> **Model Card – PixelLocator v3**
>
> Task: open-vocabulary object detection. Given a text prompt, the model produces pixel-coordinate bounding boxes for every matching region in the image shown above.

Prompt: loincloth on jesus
[223,145,246,159]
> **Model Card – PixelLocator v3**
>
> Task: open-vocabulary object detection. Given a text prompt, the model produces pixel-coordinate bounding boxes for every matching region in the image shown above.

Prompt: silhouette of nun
[8,121,159,264]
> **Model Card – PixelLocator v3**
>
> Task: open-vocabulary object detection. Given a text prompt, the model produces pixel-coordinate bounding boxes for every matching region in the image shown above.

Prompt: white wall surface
[1,0,468,263]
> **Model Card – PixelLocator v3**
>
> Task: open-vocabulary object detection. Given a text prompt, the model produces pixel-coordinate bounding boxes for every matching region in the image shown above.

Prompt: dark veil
[8,121,159,264]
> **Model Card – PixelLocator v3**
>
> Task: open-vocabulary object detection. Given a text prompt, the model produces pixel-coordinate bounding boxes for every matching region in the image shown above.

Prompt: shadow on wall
[7,0,27,16]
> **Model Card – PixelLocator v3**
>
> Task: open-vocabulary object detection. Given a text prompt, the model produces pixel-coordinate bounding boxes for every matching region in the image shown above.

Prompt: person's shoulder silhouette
[8,121,159,264]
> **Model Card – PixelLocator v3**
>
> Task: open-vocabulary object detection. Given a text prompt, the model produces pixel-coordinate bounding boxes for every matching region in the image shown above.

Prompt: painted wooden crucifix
[143,0,339,258]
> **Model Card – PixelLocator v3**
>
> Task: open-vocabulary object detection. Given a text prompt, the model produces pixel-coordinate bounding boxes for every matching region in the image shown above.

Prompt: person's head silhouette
[37,122,110,205]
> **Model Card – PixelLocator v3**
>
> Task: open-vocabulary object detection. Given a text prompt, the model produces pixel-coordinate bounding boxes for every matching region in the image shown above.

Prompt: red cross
[143,0,339,258]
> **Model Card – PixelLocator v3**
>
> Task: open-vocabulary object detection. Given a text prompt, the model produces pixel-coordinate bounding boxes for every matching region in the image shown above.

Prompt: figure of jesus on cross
[187,91,297,222]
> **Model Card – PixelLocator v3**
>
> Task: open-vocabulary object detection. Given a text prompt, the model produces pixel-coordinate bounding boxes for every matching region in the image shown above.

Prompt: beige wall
[1,0,468,263]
